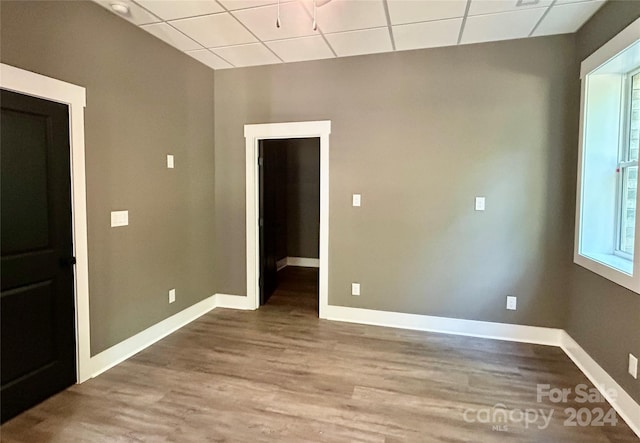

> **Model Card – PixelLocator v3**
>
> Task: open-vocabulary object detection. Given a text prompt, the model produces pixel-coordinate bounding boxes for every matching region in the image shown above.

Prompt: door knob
[60,257,76,267]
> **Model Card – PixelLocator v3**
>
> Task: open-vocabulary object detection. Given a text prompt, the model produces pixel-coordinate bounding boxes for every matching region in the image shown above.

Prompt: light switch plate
[352,194,361,207]
[506,295,517,310]
[351,283,360,296]
[629,353,638,379]
[475,197,486,211]
[167,154,174,169]
[110,210,129,227]
[169,289,176,304]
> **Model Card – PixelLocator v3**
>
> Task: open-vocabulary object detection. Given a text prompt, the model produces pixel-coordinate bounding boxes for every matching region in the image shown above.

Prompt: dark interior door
[259,141,279,305]
[1,89,76,423]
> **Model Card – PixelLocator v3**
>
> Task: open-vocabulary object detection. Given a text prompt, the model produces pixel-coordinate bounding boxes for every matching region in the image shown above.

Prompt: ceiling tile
[532,0,605,36]
[94,0,161,25]
[468,0,552,16]
[171,13,257,47]
[233,2,318,41]
[393,18,462,51]
[302,0,387,34]
[96,0,609,72]
[325,27,392,57]
[185,49,234,69]
[140,23,202,51]
[217,0,279,10]
[461,8,546,44]
[212,43,282,66]
[135,0,224,20]
[554,0,605,4]
[387,0,468,26]
[266,35,335,63]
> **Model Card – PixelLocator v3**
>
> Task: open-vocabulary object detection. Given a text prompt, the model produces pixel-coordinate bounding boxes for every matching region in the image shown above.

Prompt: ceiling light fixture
[312,0,317,31]
[110,2,130,15]
[274,0,333,31]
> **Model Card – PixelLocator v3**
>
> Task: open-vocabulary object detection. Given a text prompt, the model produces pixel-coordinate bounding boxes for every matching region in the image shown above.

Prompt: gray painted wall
[1,1,217,355]
[286,138,320,259]
[214,35,578,328]
[568,0,640,403]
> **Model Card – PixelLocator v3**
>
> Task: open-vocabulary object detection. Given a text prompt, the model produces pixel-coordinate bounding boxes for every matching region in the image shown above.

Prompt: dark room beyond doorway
[258,137,320,308]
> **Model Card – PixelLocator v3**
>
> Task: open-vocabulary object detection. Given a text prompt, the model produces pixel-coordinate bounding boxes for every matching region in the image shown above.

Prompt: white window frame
[614,69,639,260]
[574,18,640,293]
[614,68,640,260]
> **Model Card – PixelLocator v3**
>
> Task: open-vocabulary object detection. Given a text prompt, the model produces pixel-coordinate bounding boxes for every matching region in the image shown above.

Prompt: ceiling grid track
[215,1,286,64]
[133,1,207,51]
[169,25,238,68]
[198,46,236,68]
[299,3,338,58]
[529,0,557,37]
[456,0,472,45]
[382,0,396,51]
[122,0,239,67]
[97,0,609,70]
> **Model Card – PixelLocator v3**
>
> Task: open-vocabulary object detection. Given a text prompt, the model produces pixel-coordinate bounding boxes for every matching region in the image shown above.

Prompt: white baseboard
[89,294,218,379]
[285,257,320,268]
[215,293,254,310]
[276,257,319,271]
[560,332,640,438]
[324,305,562,346]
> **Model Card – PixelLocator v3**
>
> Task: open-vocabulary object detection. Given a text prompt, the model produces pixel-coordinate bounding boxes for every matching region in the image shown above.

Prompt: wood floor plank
[1,267,637,442]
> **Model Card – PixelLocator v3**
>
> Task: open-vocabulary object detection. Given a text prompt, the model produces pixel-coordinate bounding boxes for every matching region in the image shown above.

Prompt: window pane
[630,73,640,162]
[621,166,637,255]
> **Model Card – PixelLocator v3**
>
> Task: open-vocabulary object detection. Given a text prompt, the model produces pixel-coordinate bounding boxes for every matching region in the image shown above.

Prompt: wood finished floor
[1,267,637,442]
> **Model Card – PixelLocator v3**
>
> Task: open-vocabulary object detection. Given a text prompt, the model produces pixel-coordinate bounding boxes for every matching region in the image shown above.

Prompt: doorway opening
[259,138,320,313]
[244,121,331,318]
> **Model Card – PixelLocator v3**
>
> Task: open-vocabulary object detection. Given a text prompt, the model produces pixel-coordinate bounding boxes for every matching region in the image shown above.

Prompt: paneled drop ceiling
[93,0,607,70]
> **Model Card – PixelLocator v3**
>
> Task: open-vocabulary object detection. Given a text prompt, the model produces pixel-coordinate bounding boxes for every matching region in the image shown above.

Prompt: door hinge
[259,217,264,227]
[258,157,264,166]
[259,277,263,287]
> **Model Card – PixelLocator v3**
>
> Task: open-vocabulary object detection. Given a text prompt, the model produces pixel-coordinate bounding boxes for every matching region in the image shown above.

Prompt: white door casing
[244,121,331,317]
[1,63,92,382]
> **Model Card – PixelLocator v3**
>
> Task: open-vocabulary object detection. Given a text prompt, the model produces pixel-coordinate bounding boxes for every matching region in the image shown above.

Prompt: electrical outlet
[167,154,174,169]
[629,354,638,379]
[351,283,360,296]
[352,194,361,207]
[110,210,128,227]
[169,288,176,304]
[506,295,517,310]
[475,197,486,211]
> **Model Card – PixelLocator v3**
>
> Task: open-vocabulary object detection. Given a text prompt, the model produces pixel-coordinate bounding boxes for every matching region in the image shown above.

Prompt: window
[618,72,639,258]
[575,19,640,293]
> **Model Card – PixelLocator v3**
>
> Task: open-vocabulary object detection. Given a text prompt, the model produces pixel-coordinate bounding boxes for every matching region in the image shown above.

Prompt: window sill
[575,252,638,293]
[584,252,633,275]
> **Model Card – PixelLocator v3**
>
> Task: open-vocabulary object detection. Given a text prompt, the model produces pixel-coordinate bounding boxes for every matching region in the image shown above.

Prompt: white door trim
[244,121,331,317]
[0,63,92,383]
